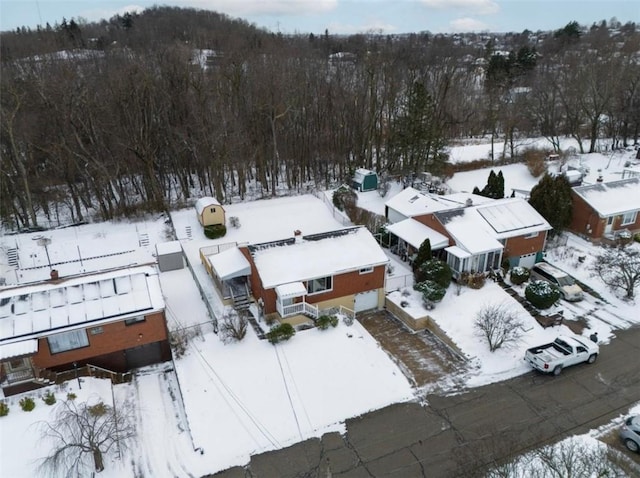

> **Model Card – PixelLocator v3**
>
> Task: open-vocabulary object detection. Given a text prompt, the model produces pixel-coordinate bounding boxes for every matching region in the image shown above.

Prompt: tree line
[1,8,639,230]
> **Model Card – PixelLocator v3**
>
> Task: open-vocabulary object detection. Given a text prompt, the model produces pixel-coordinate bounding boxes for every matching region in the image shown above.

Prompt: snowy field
[1,137,639,477]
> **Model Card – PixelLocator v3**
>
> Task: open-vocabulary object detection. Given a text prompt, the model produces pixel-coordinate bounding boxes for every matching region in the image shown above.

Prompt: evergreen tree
[528,174,573,232]
[495,170,505,198]
[413,238,432,272]
[478,170,504,199]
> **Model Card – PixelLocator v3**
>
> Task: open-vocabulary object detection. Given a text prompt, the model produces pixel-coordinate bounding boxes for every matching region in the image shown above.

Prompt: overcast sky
[1,0,638,35]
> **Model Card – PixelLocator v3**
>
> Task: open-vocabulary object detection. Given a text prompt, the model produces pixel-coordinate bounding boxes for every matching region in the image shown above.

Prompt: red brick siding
[570,192,605,239]
[33,311,168,370]
[304,265,386,306]
[503,231,547,258]
[412,214,454,246]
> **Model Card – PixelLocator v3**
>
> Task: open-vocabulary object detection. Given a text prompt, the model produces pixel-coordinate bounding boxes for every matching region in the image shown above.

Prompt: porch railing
[4,368,35,384]
[277,301,319,319]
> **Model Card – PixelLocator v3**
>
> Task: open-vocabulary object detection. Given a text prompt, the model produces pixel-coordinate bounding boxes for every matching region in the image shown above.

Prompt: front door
[605,216,614,234]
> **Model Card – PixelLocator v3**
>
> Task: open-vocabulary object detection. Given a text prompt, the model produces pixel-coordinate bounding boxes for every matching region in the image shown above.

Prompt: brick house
[384,189,551,277]
[201,227,389,326]
[0,265,170,396]
[570,178,640,242]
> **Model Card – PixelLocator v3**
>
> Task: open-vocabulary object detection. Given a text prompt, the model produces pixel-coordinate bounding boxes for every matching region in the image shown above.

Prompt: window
[48,329,89,354]
[306,276,332,295]
[524,231,539,239]
[210,207,216,213]
[125,316,146,326]
[621,211,637,226]
[359,266,373,274]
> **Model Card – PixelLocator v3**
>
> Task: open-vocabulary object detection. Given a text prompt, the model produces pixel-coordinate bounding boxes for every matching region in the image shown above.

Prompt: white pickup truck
[525,335,599,376]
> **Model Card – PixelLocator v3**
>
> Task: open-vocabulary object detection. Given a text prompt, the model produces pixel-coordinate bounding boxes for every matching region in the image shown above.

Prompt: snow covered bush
[509,267,530,285]
[525,280,561,309]
[332,185,356,212]
[460,271,485,289]
[316,315,338,330]
[266,323,296,344]
[414,280,447,305]
[591,245,640,299]
[19,397,35,412]
[42,391,56,406]
[204,224,227,239]
[415,259,452,287]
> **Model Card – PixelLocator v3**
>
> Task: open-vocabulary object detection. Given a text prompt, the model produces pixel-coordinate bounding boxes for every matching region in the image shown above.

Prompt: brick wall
[504,231,547,258]
[33,311,168,370]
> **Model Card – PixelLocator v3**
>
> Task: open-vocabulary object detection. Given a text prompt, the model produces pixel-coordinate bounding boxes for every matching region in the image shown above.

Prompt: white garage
[354,290,379,312]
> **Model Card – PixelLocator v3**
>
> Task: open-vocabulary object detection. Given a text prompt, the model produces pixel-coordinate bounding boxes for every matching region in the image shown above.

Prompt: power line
[274,345,303,441]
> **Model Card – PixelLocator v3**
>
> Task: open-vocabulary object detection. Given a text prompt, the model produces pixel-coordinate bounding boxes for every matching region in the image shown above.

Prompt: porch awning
[0,339,38,361]
[386,219,450,250]
[275,282,307,299]
[445,246,472,259]
[207,247,251,281]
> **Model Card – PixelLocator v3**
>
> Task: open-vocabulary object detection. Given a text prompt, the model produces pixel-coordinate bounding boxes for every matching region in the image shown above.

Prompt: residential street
[213,325,640,477]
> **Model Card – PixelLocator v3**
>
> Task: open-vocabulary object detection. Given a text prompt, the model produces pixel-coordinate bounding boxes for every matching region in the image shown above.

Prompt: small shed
[156,241,184,272]
[195,197,225,227]
[351,168,378,192]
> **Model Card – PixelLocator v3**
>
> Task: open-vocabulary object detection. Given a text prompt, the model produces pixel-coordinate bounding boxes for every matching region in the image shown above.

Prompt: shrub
[460,271,486,289]
[525,280,561,309]
[332,185,357,212]
[204,224,227,239]
[20,396,36,412]
[316,315,339,330]
[0,401,8,417]
[414,280,447,304]
[266,323,296,344]
[43,391,57,406]
[415,259,453,287]
[523,148,547,177]
[67,392,77,401]
[510,267,530,285]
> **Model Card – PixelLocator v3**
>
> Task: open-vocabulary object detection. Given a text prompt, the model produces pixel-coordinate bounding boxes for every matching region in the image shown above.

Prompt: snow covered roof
[385,219,450,250]
[572,178,640,216]
[0,339,38,360]
[353,168,376,183]
[385,188,464,218]
[206,248,251,281]
[474,198,551,238]
[0,265,164,345]
[275,282,307,299]
[434,198,550,254]
[250,227,388,289]
[156,241,182,256]
[195,196,221,216]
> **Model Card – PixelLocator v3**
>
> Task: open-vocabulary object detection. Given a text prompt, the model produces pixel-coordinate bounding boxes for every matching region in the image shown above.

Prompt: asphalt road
[212,325,640,477]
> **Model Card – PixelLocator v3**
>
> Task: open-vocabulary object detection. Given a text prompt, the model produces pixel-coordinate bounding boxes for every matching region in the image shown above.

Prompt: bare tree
[474,303,523,352]
[591,245,640,299]
[220,309,249,344]
[38,397,135,476]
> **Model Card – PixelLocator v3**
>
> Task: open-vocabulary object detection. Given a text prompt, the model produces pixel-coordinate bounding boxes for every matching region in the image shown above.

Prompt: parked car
[525,335,598,375]
[620,415,640,453]
[530,262,584,301]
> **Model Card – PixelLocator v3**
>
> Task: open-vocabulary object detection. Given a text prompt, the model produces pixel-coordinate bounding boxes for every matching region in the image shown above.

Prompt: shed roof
[251,227,388,289]
[156,241,182,256]
[0,265,164,345]
[572,178,640,216]
[385,219,449,250]
[195,196,221,216]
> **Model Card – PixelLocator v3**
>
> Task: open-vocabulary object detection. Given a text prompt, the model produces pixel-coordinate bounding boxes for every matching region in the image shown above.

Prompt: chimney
[596,175,603,183]
[465,198,473,207]
[50,269,59,281]
[294,230,302,243]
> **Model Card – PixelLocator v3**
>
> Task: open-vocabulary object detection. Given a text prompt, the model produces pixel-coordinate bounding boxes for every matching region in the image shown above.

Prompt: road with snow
[213,324,640,477]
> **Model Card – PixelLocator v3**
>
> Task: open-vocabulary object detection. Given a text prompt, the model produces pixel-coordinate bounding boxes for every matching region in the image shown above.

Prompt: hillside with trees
[1,7,639,230]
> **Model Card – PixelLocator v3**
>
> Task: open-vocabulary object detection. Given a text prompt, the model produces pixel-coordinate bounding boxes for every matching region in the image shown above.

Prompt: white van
[530,262,584,302]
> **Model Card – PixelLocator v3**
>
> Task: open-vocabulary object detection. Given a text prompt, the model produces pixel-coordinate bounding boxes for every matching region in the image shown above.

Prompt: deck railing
[277,301,319,319]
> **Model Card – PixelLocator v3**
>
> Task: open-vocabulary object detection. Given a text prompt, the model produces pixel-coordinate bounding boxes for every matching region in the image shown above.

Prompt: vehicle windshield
[557,276,575,286]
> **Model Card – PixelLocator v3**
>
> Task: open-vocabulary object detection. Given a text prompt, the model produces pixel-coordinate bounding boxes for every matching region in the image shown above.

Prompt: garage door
[354,290,379,312]
[125,342,162,369]
[518,253,537,269]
